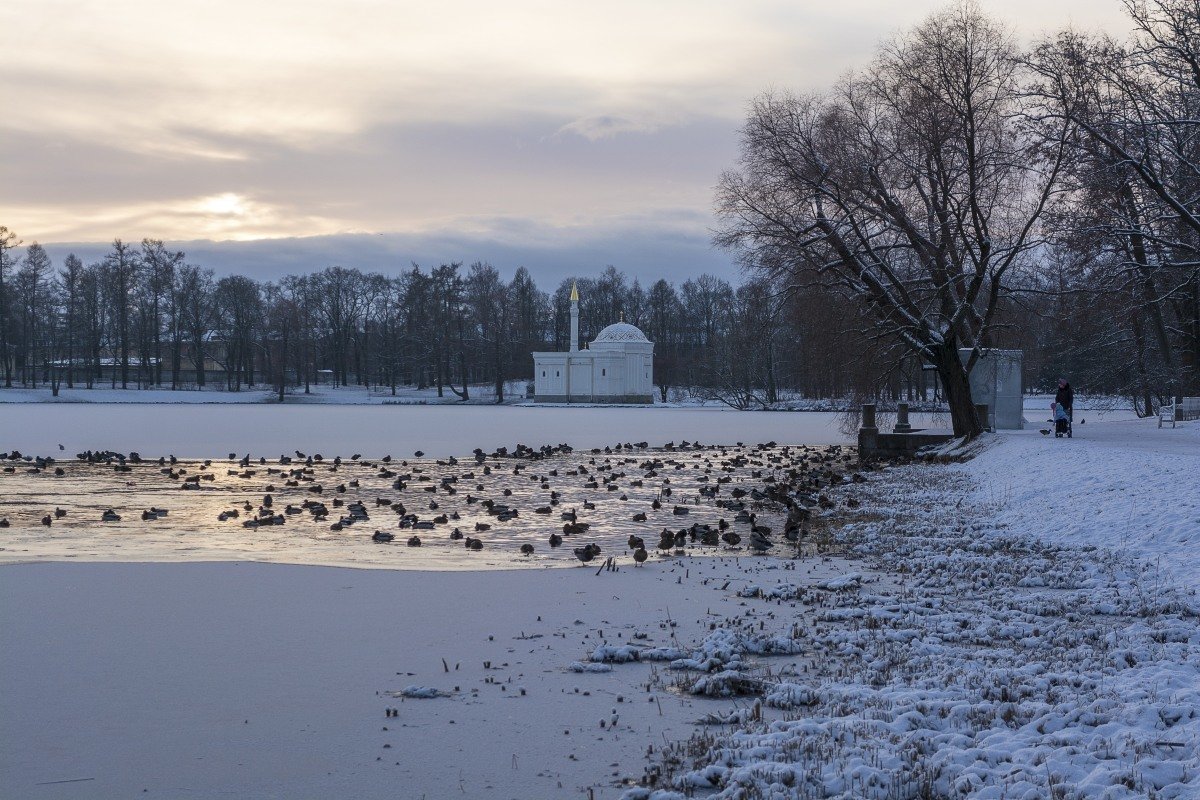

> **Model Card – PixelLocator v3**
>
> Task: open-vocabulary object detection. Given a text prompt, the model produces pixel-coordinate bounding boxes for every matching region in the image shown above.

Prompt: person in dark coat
[1054,378,1074,419]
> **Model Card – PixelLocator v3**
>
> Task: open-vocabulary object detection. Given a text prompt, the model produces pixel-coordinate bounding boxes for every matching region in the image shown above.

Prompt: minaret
[569,281,579,353]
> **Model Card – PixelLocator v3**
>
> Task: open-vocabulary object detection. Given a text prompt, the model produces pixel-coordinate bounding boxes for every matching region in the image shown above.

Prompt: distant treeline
[0,227,1175,409]
[0,233,895,405]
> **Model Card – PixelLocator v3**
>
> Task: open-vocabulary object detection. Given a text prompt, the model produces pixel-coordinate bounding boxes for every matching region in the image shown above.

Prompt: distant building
[532,282,654,403]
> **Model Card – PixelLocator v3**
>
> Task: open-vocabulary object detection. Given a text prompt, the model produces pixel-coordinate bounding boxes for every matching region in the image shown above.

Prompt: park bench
[1159,396,1200,428]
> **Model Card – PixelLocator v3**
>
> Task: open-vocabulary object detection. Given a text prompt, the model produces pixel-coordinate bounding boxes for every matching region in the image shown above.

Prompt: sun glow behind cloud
[3,0,1128,247]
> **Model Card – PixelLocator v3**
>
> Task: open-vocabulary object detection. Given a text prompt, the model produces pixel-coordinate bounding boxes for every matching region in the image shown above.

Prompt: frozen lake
[0,404,885,458]
[0,400,1139,460]
[0,442,859,570]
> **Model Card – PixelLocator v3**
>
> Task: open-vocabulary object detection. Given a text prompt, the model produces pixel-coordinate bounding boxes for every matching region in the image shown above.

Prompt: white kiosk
[960,348,1024,430]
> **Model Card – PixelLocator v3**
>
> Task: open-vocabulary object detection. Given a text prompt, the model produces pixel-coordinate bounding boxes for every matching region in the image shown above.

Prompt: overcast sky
[3,0,1127,284]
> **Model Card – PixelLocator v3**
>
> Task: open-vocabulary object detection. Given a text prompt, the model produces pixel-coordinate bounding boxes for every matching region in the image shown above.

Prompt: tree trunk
[1131,311,1154,418]
[494,339,504,404]
[930,339,982,438]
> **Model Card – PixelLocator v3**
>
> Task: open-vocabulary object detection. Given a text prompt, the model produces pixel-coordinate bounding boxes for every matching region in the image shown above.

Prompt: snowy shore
[2,417,1196,799]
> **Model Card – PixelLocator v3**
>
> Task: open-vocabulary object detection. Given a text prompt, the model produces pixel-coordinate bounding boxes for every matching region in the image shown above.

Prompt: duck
[748,531,773,553]
[407,536,422,547]
[101,509,121,522]
[372,530,395,542]
[520,543,535,556]
[633,547,648,566]
[573,543,601,564]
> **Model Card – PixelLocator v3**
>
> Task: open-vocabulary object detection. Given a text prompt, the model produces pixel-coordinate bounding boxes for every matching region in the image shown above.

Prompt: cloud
[3,0,1131,246]
[35,209,738,290]
[3,115,739,242]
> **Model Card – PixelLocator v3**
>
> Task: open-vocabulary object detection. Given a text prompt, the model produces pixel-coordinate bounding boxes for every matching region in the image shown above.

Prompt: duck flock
[0,441,870,567]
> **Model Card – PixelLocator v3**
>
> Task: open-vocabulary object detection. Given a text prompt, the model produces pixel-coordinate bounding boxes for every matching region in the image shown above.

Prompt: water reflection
[0,444,853,571]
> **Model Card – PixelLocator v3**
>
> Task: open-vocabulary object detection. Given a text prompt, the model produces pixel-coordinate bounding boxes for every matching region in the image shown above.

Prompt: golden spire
[570,281,579,302]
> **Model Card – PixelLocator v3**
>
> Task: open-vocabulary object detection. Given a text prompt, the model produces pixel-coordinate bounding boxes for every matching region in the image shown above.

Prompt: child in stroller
[1052,402,1071,438]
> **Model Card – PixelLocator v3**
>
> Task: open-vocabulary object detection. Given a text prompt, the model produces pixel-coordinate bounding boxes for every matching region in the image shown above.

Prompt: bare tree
[214,276,263,390]
[1028,0,1200,394]
[139,240,184,386]
[102,240,139,388]
[176,265,216,387]
[646,279,683,402]
[60,254,84,389]
[16,243,53,387]
[0,226,19,387]
[466,262,512,402]
[716,3,1070,436]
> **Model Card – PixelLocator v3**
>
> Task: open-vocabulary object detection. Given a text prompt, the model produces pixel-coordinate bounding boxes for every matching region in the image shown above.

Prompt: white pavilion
[532,282,654,404]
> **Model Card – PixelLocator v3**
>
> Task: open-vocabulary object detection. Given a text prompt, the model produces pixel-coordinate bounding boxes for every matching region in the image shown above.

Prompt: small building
[532,282,654,403]
[960,348,1024,430]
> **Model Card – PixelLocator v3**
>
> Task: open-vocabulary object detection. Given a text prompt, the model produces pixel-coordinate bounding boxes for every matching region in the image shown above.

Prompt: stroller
[1052,402,1072,438]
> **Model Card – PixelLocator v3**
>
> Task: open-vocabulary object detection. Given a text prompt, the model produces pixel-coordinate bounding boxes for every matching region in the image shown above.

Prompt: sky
[3,0,1128,285]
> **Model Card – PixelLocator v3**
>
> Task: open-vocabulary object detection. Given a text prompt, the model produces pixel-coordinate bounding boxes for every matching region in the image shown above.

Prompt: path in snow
[956,418,1200,590]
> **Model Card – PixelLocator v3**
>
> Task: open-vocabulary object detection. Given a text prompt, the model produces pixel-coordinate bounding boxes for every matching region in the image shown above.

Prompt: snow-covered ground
[620,418,1200,799]
[958,418,1200,591]
[1,415,1195,799]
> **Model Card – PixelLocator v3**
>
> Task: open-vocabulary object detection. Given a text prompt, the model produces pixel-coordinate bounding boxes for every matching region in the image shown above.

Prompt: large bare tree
[715,3,1070,436]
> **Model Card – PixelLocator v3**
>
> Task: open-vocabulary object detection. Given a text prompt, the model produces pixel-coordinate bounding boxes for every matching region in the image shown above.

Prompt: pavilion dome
[593,322,649,343]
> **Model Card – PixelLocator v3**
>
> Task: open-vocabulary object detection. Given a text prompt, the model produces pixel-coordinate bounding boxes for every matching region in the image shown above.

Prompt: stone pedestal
[894,402,912,432]
[861,403,877,430]
[858,403,878,455]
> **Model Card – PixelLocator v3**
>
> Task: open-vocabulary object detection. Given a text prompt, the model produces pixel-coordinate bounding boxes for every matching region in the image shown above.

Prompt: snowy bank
[956,418,1200,591]
[620,419,1200,799]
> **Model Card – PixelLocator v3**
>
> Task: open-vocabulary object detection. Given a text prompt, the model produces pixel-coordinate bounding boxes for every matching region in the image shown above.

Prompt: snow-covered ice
[0,403,864,457]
